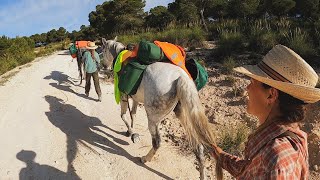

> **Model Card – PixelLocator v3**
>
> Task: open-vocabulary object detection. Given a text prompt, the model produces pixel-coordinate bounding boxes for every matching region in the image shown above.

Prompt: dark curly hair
[262,83,307,123]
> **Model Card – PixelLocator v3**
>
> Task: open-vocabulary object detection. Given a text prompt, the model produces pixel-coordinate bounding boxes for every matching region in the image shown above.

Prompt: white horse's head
[101,37,125,69]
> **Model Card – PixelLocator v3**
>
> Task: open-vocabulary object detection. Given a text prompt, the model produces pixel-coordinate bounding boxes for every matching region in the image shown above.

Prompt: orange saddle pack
[154,41,191,78]
[75,41,90,49]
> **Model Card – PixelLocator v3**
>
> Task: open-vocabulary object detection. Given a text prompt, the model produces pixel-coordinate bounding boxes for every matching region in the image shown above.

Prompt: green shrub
[158,26,205,47]
[282,28,316,58]
[273,17,292,34]
[118,26,206,48]
[218,124,250,155]
[222,56,237,74]
[216,19,240,32]
[0,56,19,75]
[248,20,277,53]
[0,37,36,75]
[216,29,244,56]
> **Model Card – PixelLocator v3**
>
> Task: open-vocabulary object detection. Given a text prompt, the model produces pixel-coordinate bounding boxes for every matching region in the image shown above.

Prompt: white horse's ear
[102,38,107,46]
[114,36,118,41]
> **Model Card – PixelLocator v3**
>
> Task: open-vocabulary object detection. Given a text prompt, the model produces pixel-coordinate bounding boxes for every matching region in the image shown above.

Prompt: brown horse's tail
[176,75,223,180]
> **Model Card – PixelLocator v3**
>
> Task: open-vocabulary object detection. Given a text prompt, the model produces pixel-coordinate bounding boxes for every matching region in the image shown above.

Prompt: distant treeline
[0,36,66,75]
[27,0,320,44]
[1,0,320,75]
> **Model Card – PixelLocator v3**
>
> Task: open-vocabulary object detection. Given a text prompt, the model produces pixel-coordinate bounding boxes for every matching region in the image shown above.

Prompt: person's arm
[212,144,251,177]
[95,51,100,64]
[83,52,88,73]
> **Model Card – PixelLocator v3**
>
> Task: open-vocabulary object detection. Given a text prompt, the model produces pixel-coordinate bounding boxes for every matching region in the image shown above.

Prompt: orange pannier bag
[75,41,90,49]
[154,41,191,78]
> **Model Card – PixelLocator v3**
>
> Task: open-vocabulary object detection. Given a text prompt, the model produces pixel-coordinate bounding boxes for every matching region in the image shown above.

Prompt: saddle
[116,41,208,99]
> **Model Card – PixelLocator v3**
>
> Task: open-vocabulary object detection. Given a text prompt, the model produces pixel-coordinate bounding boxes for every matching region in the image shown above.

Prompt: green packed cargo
[137,40,166,65]
[118,59,147,95]
[185,58,208,91]
[69,43,77,56]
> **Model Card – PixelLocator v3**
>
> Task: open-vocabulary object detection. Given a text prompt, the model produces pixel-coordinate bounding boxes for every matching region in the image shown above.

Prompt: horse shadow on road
[44,71,77,85]
[44,95,173,179]
[44,71,98,101]
[17,150,80,180]
[57,50,70,56]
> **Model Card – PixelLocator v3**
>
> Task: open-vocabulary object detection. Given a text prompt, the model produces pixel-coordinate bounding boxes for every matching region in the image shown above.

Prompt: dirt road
[0,51,202,180]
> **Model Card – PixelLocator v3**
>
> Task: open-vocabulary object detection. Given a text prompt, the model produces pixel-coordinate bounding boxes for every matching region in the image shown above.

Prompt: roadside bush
[222,56,237,74]
[215,29,244,56]
[218,124,250,156]
[157,26,205,47]
[282,28,316,58]
[7,37,35,64]
[248,20,278,53]
[208,19,241,39]
[0,37,36,75]
[0,56,18,75]
[118,26,206,48]
[272,17,292,38]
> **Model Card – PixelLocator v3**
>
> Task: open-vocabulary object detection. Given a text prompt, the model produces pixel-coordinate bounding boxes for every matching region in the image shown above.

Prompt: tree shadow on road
[17,150,80,180]
[44,95,173,179]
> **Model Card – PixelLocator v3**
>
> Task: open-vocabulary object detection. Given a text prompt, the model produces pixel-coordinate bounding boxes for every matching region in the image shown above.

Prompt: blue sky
[0,0,173,38]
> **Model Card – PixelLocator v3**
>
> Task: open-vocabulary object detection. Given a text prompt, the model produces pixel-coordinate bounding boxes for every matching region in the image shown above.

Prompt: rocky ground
[1,47,318,179]
[157,44,320,179]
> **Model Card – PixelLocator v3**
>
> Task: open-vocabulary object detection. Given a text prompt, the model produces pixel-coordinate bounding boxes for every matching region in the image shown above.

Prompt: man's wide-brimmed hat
[86,41,98,50]
[234,44,320,103]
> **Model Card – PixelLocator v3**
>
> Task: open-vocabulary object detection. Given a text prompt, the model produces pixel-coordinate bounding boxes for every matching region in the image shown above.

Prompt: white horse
[101,37,221,180]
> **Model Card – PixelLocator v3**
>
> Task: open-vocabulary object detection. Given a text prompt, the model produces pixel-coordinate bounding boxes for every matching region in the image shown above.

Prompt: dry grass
[217,123,250,156]
[0,71,19,86]
[222,57,237,74]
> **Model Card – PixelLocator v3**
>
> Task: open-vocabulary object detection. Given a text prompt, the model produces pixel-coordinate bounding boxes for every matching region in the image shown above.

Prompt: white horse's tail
[176,75,215,148]
[176,75,223,180]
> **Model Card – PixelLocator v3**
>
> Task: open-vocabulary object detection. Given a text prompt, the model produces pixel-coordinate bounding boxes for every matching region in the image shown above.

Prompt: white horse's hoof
[131,133,140,143]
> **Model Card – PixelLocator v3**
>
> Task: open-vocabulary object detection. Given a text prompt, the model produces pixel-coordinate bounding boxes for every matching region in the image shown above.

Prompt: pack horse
[101,37,219,179]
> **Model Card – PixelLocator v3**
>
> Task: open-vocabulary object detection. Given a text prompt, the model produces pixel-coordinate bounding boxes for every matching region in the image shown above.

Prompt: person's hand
[211,144,223,160]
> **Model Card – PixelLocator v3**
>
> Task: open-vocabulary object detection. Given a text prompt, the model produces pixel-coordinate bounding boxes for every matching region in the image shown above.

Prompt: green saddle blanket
[118,59,147,95]
[118,58,208,96]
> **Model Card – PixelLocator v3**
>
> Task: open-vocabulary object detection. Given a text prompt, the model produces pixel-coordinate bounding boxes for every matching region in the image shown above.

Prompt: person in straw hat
[211,44,320,179]
[82,41,102,102]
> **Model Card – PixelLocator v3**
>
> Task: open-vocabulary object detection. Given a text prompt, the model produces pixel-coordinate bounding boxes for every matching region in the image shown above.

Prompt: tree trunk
[200,9,208,32]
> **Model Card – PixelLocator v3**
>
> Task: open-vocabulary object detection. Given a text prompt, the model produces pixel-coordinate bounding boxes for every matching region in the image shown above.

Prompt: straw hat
[234,44,320,103]
[86,41,98,50]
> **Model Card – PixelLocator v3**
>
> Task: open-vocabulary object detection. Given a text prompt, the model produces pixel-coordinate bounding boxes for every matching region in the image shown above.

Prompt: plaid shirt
[220,122,309,179]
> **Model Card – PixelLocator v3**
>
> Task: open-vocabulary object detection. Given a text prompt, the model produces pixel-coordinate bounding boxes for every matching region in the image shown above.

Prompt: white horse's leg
[141,120,161,163]
[196,144,206,180]
[120,95,133,137]
[130,100,138,128]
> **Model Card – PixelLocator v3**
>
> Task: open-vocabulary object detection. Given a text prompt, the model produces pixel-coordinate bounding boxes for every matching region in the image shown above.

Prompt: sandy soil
[0,51,204,180]
[0,49,319,180]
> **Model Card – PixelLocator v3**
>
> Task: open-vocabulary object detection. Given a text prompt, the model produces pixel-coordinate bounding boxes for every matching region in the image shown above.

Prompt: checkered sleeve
[219,151,251,177]
[268,168,288,180]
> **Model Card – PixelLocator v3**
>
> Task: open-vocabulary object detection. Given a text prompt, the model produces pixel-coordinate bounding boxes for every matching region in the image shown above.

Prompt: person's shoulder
[262,137,300,169]
[82,51,90,57]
